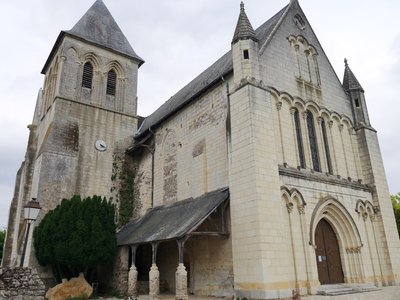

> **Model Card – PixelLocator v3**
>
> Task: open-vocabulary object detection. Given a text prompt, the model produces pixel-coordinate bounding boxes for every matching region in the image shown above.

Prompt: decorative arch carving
[310,196,362,249]
[281,186,306,213]
[65,47,79,63]
[106,60,125,77]
[355,199,377,221]
[288,35,321,84]
[81,52,101,69]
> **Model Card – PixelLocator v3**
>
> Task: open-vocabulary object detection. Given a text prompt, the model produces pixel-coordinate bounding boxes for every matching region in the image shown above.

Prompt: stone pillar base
[175,263,188,300]
[128,265,138,298]
[149,264,160,300]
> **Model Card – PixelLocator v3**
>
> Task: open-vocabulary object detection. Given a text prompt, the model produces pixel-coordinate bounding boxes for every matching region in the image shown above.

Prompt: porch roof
[116,187,229,246]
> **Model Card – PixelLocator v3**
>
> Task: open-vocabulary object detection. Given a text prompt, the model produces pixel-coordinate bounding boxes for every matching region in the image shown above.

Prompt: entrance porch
[116,188,231,299]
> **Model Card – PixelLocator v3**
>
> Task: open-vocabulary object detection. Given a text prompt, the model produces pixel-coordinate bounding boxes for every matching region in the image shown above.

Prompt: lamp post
[20,198,41,267]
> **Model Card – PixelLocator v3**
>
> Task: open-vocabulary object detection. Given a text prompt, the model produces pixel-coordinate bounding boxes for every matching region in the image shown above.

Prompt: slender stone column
[175,239,188,300]
[128,265,138,297]
[175,263,188,300]
[128,245,138,298]
[149,264,160,300]
[149,243,160,300]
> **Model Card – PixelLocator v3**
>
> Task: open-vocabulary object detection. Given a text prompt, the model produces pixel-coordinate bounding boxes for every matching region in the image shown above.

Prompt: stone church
[3,0,400,298]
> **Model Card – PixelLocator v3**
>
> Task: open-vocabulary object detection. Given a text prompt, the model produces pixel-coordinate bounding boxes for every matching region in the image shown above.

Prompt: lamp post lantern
[20,198,41,267]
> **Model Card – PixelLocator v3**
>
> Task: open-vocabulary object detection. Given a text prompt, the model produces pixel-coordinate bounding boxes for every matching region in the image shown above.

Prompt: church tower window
[243,49,249,60]
[321,119,333,174]
[307,110,320,172]
[294,109,305,168]
[106,69,117,96]
[82,62,93,89]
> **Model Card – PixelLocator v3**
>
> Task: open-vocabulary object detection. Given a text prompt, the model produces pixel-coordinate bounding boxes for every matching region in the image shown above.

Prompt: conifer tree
[33,195,116,281]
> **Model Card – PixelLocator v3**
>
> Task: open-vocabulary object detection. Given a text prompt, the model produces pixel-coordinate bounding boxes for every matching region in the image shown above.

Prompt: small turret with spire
[342,59,371,128]
[232,2,258,44]
[231,2,260,84]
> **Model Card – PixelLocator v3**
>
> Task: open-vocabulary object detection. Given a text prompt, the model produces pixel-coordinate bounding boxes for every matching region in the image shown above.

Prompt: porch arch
[309,197,365,283]
[310,197,362,248]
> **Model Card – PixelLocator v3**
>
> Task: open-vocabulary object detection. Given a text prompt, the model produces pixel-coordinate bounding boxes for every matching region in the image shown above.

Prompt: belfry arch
[310,197,365,284]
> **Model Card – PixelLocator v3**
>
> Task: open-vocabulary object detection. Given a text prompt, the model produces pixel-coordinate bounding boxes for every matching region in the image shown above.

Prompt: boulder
[45,273,93,300]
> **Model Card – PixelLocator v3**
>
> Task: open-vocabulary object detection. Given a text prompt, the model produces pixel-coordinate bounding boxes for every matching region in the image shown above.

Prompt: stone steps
[317,284,380,296]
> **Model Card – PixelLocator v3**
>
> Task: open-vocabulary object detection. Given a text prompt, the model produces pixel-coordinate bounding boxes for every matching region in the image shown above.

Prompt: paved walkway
[103,285,400,300]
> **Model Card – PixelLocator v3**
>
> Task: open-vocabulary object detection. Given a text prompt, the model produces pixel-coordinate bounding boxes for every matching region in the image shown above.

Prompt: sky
[0,0,399,229]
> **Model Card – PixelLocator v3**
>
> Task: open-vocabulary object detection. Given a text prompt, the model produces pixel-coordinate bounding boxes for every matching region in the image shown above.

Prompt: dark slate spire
[232,2,258,44]
[343,58,364,92]
[67,0,143,64]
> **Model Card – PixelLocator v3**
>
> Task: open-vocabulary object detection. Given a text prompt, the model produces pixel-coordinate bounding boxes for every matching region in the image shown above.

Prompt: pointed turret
[343,58,364,92]
[67,0,143,64]
[232,2,258,44]
[342,59,370,127]
[231,2,260,84]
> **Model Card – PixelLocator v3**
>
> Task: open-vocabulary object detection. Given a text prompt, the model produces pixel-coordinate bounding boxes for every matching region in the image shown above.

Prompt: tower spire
[232,2,258,44]
[67,0,143,64]
[342,58,363,92]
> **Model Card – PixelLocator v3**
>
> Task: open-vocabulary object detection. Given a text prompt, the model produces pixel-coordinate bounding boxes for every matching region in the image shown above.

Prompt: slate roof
[135,4,289,139]
[231,2,258,44]
[42,0,143,74]
[342,59,364,92]
[116,187,229,246]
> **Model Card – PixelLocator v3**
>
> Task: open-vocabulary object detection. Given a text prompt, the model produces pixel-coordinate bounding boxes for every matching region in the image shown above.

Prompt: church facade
[3,0,400,299]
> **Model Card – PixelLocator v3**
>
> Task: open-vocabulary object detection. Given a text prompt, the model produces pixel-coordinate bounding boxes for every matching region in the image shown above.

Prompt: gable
[260,1,352,118]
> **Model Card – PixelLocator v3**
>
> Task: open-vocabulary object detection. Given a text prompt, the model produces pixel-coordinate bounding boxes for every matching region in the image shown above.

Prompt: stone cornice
[278,164,371,192]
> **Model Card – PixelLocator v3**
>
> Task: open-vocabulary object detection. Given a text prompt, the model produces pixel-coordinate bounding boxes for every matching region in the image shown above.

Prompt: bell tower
[39,0,144,119]
[3,0,144,270]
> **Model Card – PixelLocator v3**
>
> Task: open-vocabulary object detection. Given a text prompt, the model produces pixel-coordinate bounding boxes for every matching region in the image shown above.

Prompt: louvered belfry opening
[107,69,117,96]
[82,62,93,89]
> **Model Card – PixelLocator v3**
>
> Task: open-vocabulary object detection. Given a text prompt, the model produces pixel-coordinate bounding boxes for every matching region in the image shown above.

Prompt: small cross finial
[240,1,245,11]
[344,58,348,66]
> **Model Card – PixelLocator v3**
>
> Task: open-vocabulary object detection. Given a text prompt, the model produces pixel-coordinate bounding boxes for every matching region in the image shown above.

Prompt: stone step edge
[318,287,381,296]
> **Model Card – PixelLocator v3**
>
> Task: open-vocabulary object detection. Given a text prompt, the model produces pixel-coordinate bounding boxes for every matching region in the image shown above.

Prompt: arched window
[321,119,333,174]
[106,69,117,96]
[82,62,93,89]
[307,110,320,172]
[294,109,305,168]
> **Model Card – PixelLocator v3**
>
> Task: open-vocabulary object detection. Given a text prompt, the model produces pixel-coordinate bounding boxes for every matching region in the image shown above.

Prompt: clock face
[95,139,107,151]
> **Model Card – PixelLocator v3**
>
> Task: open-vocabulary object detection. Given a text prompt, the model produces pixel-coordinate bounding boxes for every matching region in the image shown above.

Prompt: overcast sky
[1,0,399,229]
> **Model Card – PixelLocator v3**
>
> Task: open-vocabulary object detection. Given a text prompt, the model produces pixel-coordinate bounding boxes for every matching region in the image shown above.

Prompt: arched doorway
[315,219,344,284]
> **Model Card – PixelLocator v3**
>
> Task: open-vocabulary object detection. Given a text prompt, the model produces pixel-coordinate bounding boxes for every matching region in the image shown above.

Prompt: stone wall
[0,267,45,299]
[148,81,229,207]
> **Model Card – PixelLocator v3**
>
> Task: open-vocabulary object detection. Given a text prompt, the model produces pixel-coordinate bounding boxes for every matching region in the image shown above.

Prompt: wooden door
[315,219,344,284]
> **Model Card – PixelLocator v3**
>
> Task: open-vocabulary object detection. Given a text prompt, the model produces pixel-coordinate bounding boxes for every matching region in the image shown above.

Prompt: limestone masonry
[2,0,400,299]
